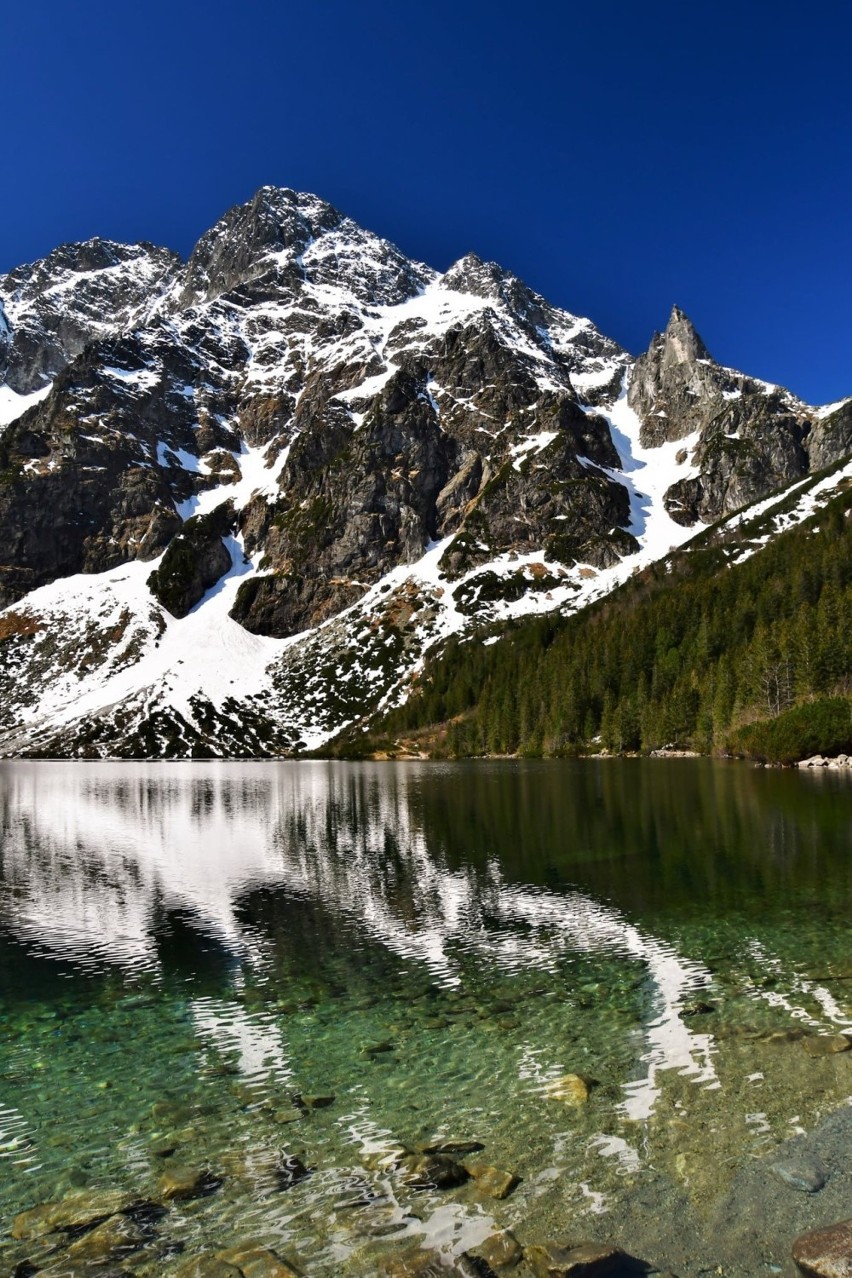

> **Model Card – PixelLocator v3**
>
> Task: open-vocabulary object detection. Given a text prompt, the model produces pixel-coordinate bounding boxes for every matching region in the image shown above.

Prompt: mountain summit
[0,187,849,757]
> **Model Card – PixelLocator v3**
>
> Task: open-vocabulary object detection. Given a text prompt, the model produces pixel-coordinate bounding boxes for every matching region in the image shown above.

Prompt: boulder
[792,1218,852,1276]
[147,502,235,618]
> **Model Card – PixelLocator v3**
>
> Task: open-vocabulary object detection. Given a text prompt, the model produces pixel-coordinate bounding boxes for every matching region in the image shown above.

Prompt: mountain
[0,186,849,758]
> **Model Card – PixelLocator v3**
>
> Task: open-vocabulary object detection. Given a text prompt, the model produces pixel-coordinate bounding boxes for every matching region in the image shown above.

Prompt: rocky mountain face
[626,305,851,524]
[0,186,849,757]
[0,239,180,395]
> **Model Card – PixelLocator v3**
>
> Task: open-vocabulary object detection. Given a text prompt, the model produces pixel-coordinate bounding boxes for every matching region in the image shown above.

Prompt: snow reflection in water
[1,760,851,1275]
[0,760,722,1121]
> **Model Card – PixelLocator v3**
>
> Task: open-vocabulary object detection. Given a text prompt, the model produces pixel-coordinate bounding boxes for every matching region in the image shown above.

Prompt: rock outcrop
[147,503,235,618]
[0,238,179,394]
[628,305,850,526]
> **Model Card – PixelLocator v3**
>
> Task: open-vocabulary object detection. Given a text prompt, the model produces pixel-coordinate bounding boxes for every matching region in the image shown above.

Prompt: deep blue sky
[3,1,851,403]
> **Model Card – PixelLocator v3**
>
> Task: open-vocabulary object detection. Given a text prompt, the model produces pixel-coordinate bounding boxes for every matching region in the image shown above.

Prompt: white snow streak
[0,383,52,429]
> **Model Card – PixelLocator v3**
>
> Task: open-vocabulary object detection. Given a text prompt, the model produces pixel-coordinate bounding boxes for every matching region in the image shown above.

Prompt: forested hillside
[342,476,852,762]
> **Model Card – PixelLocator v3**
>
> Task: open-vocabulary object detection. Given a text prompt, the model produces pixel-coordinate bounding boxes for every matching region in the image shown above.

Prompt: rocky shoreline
[6,1083,852,1277]
[796,753,852,769]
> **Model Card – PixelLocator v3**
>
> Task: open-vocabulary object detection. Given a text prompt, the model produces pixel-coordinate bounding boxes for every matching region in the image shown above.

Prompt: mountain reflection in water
[2,759,850,1126]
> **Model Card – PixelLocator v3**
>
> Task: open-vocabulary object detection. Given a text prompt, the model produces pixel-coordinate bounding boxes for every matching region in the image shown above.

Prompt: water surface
[1,759,850,1276]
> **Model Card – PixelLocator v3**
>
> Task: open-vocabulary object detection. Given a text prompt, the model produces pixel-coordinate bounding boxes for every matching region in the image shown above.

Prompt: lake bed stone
[175,1255,243,1277]
[217,1243,304,1276]
[468,1229,524,1269]
[543,1074,591,1105]
[421,1139,485,1156]
[377,1247,482,1276]
[525,1241,629,1277]
[792,1218,852,1276]
[466,1162,520,1199]
[362,1040,395,1057]
[11,1188,135,1240]
[158,1165,222,1201]
[770,1154,828,1193]
[362,1142,413,1172]
[400,1152,470,1189]
[269,1106,303,1125]
[274,1153,311,1190]
[801,1034,852,1058]
[66,1212,146,1262]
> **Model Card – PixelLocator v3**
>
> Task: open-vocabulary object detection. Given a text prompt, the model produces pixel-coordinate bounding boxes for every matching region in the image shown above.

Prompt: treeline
[365,489,852,761]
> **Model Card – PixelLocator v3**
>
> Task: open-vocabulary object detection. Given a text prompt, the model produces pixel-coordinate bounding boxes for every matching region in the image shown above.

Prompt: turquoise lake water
[0,759,850,1277]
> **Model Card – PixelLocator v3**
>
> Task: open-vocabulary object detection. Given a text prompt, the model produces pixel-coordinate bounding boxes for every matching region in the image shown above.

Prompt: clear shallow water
[0,759,850,1276]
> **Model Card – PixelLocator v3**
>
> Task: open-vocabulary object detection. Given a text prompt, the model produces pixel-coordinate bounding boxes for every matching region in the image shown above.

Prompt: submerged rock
[681,1000,716,1017]
[362,1039,395,1057]
[151,1100,195,1123]
[295,1092,335,1109]
[400,1152,470,1190]
[801,1034,852,1057]
[543,1073,591,1105]
[175,1259,243,1278]
[157,1165,222,1201]
[11,1188,139,1240]
[467,1230,524,1270]
[377,1248,482,1276]
[176,1248,303,1277]
[525,1240,631,1277]
[217,1243,304,1276]
[66,1212,146,1262]
[269,1105,303,1125]
[274,1153,312,1191]
[771,1154,829,1193]
[362,1141,414,1172]
[791,1218,852,1276]
[466,1162,520,1199]
[421,1139,486,1156]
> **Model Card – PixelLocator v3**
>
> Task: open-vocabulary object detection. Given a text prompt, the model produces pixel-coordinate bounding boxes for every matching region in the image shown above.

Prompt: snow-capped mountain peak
[0,187,849,757]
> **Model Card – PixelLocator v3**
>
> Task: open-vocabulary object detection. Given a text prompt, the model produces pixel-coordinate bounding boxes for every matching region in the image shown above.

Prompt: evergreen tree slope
[341,469,852,762]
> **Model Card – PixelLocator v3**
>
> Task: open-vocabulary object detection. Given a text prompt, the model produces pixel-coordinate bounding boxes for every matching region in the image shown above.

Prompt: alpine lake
[1,759,851,1278]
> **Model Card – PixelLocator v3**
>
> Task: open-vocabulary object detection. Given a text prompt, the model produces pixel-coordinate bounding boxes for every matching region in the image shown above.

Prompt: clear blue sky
[4,0,851,403]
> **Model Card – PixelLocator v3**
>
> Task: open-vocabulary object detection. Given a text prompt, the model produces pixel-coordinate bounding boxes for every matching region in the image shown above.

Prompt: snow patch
[0,383,52,429]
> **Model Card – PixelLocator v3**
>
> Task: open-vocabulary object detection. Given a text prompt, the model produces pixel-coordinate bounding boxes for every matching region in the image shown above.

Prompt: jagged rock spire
[627,305,717,446]
[661,305,711,367]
